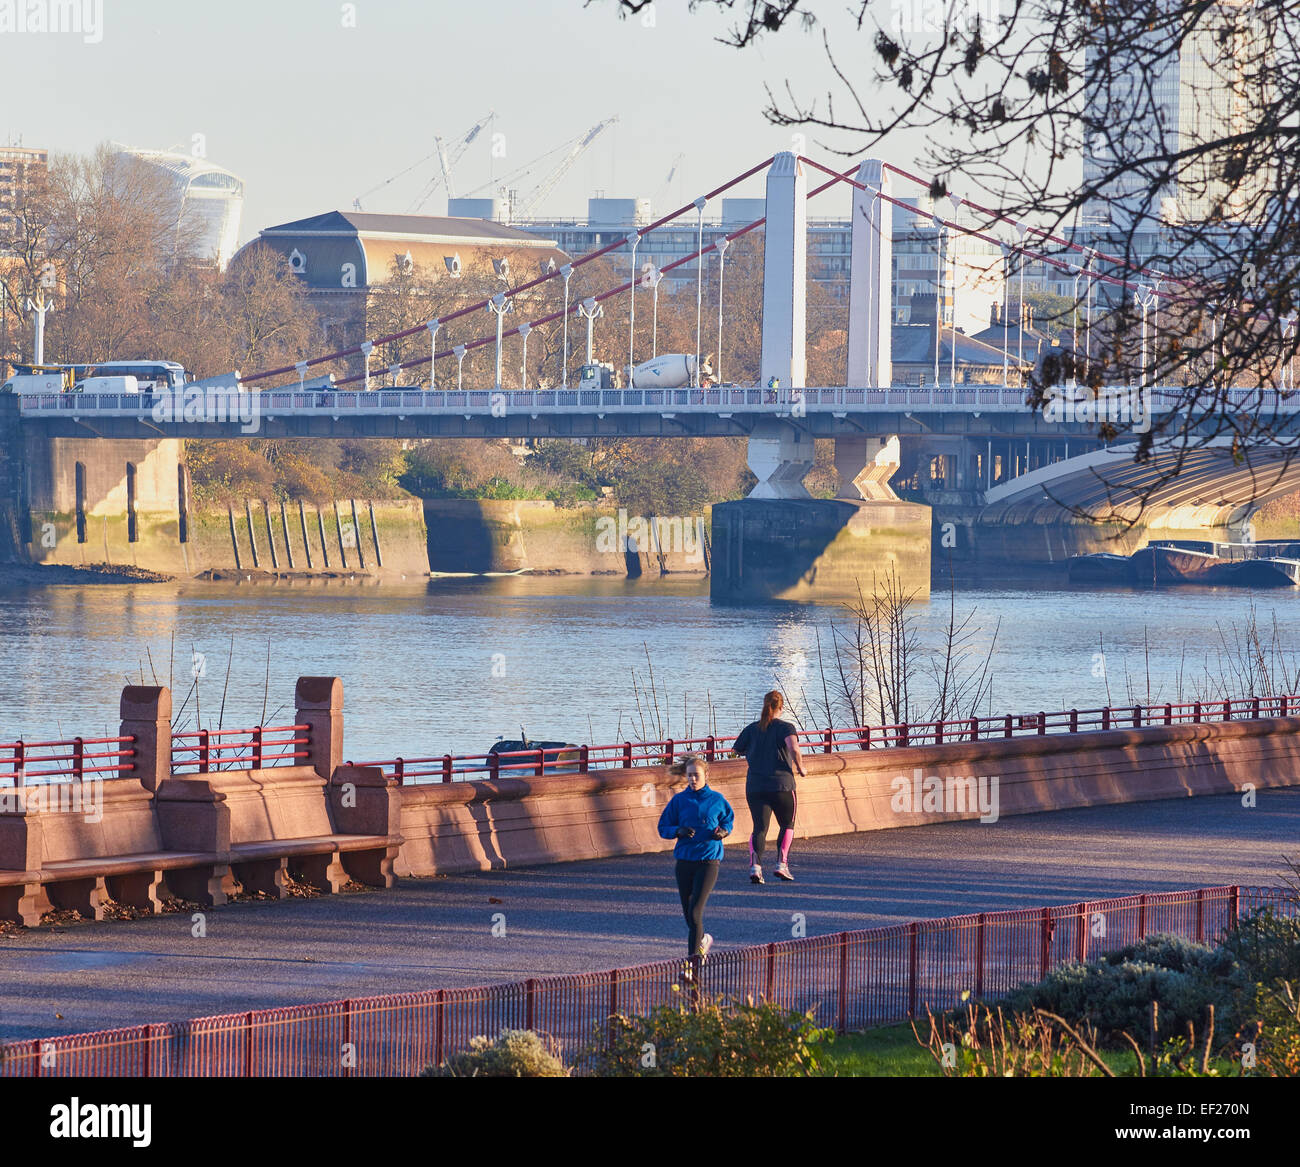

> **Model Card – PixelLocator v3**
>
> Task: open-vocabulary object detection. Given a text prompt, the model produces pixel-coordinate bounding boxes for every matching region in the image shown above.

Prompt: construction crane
[494,117,618,222]
[654,153,685,206]
[351,111,494,213]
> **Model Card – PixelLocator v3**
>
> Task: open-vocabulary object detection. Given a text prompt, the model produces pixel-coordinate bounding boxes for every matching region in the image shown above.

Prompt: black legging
[747,790,797,862]
[674,859,720,956]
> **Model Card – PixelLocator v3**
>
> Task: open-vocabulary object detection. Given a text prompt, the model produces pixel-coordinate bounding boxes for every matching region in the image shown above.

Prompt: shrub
[1220,909,1300,985]
[420,1029,568,1078]
[584,996,832,1077]
[999,934,1248,1044]
[1245,980,1300,1077]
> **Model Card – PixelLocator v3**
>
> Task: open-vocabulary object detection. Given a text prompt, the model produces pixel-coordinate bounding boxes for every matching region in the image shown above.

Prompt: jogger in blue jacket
[657,755,734,958]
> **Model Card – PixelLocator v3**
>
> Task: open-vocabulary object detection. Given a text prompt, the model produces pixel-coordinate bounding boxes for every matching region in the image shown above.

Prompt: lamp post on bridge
[426,318,441,390]
[487,292,514,391]
[519,321,531,390]
[454,344,467,392]
[577,296,603,365]
[641,262,663,359]
[693,195,707,388]
[1135,283,1158,390]
[715,234,730,385]
[360,340,374,392]
[560,264,574,387]
[627,232,639,387]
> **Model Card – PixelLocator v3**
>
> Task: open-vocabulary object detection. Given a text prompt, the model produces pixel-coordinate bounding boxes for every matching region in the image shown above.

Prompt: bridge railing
[169,725,312,775]
[0,737,136,787]
[2,884,1289,1077]
[25,383,1291,418]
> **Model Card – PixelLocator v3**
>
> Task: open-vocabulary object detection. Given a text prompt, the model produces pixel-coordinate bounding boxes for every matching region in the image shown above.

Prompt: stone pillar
[760,152,807,390]
[835,435,901,501]
[119,685,173,792]
[747,421,814,499]
[847,159,893,388]
[295,676,344,781]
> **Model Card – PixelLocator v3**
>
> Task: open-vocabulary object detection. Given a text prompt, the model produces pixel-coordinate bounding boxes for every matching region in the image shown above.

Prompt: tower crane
[501,117,619,222]
[350,111,494,213]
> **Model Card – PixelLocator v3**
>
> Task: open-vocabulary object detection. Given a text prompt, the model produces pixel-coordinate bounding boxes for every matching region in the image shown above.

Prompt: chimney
[1022,303,1034,331]
[990,302,1000,328]
[909,292,937,326]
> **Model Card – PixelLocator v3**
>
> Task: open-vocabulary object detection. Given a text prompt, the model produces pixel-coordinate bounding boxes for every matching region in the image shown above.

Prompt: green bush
[1246,979,1300,1076]
[1000,934,1248,1044]
[1220,909,1300,985]
[420,1029,569,1077]
[584,996,832,1077]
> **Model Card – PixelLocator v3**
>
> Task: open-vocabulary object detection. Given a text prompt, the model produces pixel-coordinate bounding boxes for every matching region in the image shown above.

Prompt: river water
[2,575,1298,761]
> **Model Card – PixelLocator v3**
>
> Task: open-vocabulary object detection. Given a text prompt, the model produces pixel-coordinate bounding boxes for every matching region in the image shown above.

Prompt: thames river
[2,576,1297,761]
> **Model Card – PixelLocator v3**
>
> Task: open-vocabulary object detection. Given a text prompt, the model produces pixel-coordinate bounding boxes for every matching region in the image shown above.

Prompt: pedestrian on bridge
[733,691,805,884]
[657,755,733,962]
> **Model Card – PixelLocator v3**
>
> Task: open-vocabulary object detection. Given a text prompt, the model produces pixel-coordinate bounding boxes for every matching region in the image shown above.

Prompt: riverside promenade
[2,790,1296,1043]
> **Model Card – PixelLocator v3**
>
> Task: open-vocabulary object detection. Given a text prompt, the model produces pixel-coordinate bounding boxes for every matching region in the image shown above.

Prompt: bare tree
[603,0,1300,522]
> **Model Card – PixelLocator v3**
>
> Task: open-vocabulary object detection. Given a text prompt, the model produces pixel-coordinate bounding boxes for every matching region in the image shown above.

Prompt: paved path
[2,790,1297,1043]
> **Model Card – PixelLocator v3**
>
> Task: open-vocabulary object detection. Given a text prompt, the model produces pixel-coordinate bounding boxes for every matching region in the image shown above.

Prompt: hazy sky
[5,0,940,243]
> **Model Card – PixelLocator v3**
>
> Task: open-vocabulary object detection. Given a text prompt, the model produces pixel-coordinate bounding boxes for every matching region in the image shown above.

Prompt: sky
[3,0,940,245]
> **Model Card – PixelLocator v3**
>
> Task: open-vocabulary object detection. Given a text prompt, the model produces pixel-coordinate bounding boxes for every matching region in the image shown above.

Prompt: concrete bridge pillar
[834,435,901,501]
[747,421,814,499]
[759,152,807,390]
[846,159,893,388]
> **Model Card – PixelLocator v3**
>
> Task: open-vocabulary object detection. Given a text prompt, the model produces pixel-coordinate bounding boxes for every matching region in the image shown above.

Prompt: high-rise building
[0,145,48,249]
[1083,0,1270,230]
[112,147,245,270]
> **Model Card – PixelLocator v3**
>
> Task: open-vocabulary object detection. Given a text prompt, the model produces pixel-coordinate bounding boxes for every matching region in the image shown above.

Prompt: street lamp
[641,262,663,359]
[487,292,514,391]
[560,263,574,387]
[627,232,640,385]
[454,344,467,392]
[693,195,707,388]
[716,235,730,385]
[577,296,603,365]
[519,321,532,390]
[426,317,441,390]
[360,340,374,392]
[1134,284,1158,390]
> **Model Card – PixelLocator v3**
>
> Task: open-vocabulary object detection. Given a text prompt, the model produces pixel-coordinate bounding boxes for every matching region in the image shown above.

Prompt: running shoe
[749,864,765,885]
[700,933,713,959]
[774,862,794,881]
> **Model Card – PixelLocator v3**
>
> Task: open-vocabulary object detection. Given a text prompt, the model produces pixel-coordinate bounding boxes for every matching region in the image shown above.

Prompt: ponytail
[759,690,784,731]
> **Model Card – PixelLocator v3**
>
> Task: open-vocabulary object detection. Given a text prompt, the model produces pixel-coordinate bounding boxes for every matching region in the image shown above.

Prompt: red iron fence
[1,885,1289,1077]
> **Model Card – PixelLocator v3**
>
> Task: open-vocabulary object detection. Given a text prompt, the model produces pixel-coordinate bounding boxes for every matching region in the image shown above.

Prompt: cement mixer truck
[575,353,714,392]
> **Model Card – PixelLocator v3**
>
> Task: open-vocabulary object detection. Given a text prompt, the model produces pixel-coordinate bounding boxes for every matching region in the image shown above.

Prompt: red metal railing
[1,885,1289,1077]
[169,725,312,774]
[0,737,135,785]
[354,693,1300,785]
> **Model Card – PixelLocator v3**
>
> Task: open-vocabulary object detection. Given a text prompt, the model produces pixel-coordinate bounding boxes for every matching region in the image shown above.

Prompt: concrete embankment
[424,498,710,576]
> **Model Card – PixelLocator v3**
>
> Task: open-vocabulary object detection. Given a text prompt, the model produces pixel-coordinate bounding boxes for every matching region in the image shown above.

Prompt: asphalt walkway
[1,790,1297,1043]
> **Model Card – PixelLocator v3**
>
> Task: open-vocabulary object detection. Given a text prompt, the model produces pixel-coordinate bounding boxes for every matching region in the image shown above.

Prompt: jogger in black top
[732,690,806,884]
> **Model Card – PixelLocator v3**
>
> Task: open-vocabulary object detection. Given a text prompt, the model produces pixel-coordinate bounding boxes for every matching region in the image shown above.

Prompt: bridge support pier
[747,421,814,499]
[835,435,901,501]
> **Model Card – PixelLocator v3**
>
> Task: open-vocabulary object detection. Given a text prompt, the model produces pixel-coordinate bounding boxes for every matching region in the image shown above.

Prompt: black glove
[675,826,695,839]
[710,826,727,839]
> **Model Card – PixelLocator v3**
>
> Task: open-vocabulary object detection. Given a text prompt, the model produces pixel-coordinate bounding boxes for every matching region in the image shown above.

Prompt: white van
[74,375,140,394]
[2,372,68,395]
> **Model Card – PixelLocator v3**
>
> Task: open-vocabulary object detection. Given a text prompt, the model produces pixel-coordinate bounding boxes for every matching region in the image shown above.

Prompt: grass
[813,1022,1242,1077]
[816,1023,941,1077]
